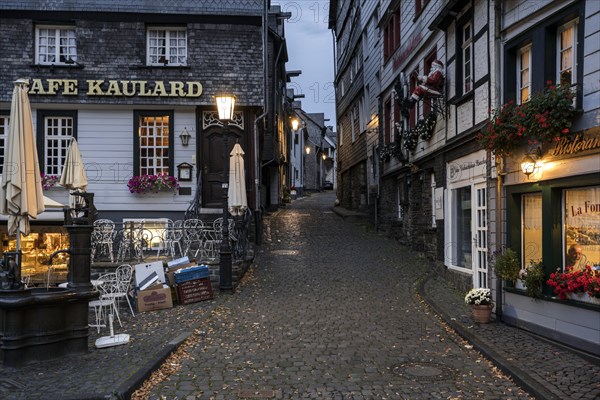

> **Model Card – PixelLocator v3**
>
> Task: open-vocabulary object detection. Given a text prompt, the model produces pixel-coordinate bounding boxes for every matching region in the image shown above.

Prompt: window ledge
[130,65,191,70]
[31,63,85,69]
[447,91,473,106]
[505,287,600,310]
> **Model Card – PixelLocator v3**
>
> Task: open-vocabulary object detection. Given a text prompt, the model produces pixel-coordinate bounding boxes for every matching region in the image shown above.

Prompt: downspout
[493,0,504,319]
[253,0,269,246]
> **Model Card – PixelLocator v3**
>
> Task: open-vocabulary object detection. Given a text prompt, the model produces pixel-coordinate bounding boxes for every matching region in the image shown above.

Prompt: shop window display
[1,228,70,285]
[564,186,600,272]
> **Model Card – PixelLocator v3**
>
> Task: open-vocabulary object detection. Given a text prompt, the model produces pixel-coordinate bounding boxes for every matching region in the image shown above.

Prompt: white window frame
[338,123,343,147]
[44,116,74,176]
[138,114,171,176]
[462,22,473,94]
[557,19,578,88]
[35,25,77,65]
[147,27,187,66]
[517,45,532,104]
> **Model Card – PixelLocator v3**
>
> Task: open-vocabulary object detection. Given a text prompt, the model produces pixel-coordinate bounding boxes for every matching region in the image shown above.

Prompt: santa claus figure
[404,60,445,108]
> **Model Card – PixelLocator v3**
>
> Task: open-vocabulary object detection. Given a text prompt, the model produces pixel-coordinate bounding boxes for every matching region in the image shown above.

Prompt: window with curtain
[564,186,600,271]
[35,26,77,65]
[147,27,187,66]
[557,20,578,87]
[522,193,542,266]
[517,45,532,104]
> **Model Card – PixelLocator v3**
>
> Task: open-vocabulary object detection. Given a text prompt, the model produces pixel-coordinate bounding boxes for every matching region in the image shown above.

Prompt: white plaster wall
[474,83,489,125]
[457,101,474,132]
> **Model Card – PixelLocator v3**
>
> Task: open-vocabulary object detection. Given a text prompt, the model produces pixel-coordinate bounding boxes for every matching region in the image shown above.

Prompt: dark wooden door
[201,126,242,208]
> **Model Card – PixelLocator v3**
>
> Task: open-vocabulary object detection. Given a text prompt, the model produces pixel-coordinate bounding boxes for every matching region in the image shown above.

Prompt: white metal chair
[101,264,135,317]
[182,219,205,258]
[88,273,122,333]
[158,219,184,259]
[117,221,145,262]
[91,219,116,263]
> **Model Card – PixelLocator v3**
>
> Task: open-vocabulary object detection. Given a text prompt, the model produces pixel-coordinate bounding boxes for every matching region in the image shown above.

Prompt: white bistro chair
[88,273,122,333]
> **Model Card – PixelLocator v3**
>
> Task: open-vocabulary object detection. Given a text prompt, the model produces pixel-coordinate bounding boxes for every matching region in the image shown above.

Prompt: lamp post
[215,94,236,292]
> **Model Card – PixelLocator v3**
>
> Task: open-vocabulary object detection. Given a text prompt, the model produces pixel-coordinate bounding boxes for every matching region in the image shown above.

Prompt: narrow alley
[143,192,532,399]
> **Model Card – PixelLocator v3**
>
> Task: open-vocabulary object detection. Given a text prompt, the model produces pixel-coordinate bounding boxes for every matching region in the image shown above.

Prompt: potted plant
[520,260,545,299]
[492,248,521,284]
[464,288,493,323]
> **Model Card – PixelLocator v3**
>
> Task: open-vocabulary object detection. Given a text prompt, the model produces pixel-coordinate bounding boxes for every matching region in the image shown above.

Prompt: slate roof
[0,0,263,16]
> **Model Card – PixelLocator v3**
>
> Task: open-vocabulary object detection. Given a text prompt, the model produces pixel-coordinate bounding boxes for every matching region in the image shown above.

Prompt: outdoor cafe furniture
[182,219,205,258]
[116,221,146,262]
[100,264,135,317]
[90,219,116,263]
[88,272,122,333]
[157,219,184,259]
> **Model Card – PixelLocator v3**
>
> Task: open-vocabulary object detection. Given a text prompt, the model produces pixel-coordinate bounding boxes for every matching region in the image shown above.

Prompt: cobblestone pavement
[3,191,598,399]
[143,192,534,399]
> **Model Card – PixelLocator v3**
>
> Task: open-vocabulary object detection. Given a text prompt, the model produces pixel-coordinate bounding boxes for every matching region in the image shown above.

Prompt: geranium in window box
[477,83,576,156]
[547,265,600,304]
[127,173,179,194]
[41,173,60,190]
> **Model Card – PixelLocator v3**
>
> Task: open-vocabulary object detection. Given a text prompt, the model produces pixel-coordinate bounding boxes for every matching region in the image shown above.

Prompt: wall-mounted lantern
[179,127,192,147]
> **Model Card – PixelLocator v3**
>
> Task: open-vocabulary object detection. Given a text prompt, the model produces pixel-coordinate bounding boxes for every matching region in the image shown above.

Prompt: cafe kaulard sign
[24,78,202,98]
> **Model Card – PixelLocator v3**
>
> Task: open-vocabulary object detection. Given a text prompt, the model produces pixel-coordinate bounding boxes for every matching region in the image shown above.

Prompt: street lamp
[215,94,236,292]
[291,118,299,131]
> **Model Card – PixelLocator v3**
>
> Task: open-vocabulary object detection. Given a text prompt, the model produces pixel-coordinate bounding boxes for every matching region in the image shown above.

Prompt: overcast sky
[274,1,336,128]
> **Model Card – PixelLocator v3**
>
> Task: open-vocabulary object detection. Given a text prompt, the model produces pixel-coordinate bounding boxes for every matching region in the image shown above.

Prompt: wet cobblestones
[2,192,597,399]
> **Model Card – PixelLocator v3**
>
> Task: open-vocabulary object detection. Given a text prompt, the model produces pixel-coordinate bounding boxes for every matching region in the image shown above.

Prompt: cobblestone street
[144,192,532,399]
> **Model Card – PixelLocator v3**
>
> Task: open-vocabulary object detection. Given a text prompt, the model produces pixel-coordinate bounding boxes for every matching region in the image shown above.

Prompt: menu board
[176,278,214,304]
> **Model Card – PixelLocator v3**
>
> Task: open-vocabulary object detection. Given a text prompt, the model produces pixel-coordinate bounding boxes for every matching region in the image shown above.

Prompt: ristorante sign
[547,126,600,158]
[24,78,203,97]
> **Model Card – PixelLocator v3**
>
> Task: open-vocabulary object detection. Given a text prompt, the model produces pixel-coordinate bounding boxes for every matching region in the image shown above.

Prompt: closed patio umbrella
[0,80,46,279]
[228,143,248,216]
[59,138,88,210]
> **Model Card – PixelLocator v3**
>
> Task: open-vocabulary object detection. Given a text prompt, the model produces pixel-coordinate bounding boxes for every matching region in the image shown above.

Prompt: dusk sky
[274,1,336,127]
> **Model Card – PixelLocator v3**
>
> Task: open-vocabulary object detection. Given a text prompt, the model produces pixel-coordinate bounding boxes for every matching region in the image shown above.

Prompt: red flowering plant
[127,173,179,194]
[546,265,599,300]
[477,82,576,156]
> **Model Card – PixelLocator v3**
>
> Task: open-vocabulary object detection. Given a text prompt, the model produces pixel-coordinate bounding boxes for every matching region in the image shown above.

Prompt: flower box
[127,173,179,194]
[567,293,600,306]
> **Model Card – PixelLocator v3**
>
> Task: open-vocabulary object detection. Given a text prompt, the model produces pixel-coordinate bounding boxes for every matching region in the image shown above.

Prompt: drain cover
[392,361,456,382]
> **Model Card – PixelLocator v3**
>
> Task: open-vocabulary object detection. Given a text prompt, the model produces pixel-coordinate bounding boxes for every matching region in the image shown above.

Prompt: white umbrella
[228,143,248,216]
[0,79,46,241]
[59,138,88,210]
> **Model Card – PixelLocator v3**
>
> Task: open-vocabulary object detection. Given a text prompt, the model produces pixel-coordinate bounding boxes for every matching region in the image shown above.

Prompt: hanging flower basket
[127,173,179,194]
[477,83,576,156]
